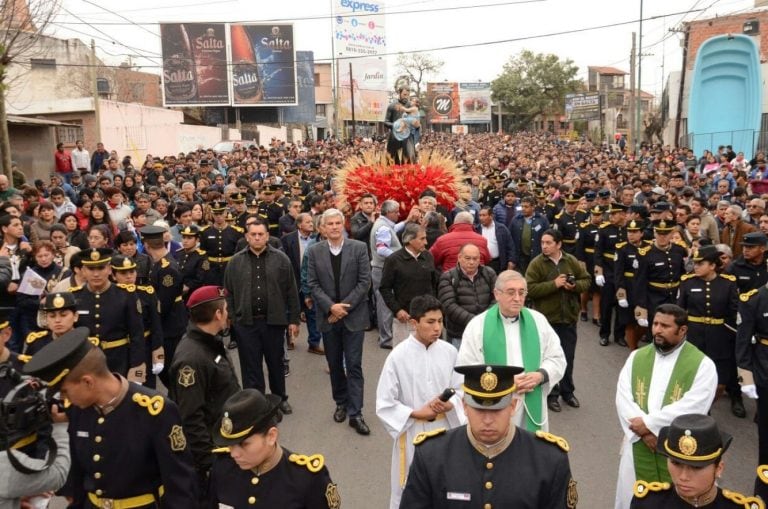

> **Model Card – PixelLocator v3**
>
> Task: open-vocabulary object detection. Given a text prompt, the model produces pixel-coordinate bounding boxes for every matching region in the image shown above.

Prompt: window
[316,104,326,116]
[314,73,321,86]
[30,58,56,70]
[131,83,145,102]
[57,124,84,145]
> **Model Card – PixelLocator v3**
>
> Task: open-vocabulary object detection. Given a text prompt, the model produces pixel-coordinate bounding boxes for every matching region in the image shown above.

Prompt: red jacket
[54,150,73,173]
[429,223,491,272]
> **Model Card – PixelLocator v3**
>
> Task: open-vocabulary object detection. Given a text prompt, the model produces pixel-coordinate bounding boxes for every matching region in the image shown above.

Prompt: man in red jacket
[53,142,74,184]
[430,211,491,272]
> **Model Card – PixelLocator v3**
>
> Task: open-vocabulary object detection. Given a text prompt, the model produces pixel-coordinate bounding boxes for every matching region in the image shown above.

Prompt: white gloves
[618,299,629,308]
[637,318,649,327]
[742,384,759,399]
[152,363,165,375]
[595,275,606,287]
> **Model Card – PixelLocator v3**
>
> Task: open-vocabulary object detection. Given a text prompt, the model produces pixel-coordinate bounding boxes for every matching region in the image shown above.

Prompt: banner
[427,82,460,124]
[565,92,600,121]
[229,24,297,106]
[459,82,491,124]
[161,23,229,106]
[339,57,388,122]
[283,51,317,123]
[334,0,386,57]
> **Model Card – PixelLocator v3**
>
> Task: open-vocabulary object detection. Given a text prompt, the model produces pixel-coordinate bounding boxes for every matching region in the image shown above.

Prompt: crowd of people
[0,129,767,508]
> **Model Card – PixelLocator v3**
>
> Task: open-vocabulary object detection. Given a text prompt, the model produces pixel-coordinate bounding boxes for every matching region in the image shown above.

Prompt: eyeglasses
[496,288,528,298]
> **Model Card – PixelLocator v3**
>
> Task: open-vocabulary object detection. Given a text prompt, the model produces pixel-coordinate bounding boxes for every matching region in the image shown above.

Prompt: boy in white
[376,295,465,509]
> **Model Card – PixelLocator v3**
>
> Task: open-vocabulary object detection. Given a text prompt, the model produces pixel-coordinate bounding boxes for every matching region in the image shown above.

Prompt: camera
[565,274,576,285]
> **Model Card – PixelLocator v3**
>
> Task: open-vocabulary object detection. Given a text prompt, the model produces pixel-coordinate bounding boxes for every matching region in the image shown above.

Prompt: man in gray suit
[307,208,372,435]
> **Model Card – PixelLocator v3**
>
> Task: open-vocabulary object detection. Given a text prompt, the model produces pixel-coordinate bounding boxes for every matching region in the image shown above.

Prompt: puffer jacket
[437,265,497,339]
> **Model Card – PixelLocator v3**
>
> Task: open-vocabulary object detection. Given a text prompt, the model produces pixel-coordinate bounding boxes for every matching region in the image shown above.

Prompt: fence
[682,129,768,157]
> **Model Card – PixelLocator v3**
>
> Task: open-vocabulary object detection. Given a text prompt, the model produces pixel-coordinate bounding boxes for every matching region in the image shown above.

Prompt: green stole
[630,342,705,483]
[482,304,542,431]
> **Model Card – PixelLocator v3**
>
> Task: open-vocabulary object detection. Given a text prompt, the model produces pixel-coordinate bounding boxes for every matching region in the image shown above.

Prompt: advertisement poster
[565,92,601,121]
[229,23,297,106]
[339,57,388,122]
[283,51,317,123]
[459,82,492,124]
[160,23,229,106]
[334,0,386,57]
[427,82,460,124]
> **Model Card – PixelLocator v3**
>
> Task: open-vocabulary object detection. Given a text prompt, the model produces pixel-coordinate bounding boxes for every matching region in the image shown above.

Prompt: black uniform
[258,201,285,238]
[24,330,54,356]
[576,220,601,292]
[726,255,768,294]
[168,325,240,473]
[0,351,30,397]
[137,284,164,389]
[595,222,626,341]
[615,239,652,328]
[553,210,580,255]
[71,283,144,376]
[400,427,575,509]
[174,247,209,299]
[148,254,187,384]
[635,242,687,327]
[678,273,739,395]
[630,482,761,508]
[481,188,502,208]
[209,449,339,509]
[67,379,198,508]
[199,224,243,285]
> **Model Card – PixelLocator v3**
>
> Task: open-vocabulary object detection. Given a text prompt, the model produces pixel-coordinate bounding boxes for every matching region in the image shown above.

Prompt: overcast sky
[48,0,758,99]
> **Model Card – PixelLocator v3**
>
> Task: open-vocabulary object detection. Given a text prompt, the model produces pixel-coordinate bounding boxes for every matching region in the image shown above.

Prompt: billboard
[282,51,316,124]
[427,82,460,124]
[458,83,492,124]
[160,23,229,106]
[565,92,601,121]
[339,57,388,122]
[229,24,297,106]
[334,0,386,57]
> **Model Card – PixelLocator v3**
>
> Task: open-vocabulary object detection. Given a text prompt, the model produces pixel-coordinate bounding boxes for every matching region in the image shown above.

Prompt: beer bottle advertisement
[230,24,297,106]
[160,23,229,106]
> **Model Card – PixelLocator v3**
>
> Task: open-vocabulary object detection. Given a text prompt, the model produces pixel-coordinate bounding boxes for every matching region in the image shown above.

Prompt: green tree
[491,50,581,132]
[395,52,443,104]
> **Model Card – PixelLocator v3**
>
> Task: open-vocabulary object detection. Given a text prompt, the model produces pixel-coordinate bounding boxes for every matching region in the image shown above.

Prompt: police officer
[259,185,286,237]
[576,204,604,324]
[630,414,762,508]
[230,192,248,229]
[634,220,687,334]
[174,224,209,300]
[678,245,744,418]
[23,327,199,508]
[595,203,628,346]
[199,200,244,286]
[726,231,768,294]
[208,389,340,509]
[24,292,79,355]
[553,193,581,256]
[70,248,145,383]
[111,254,165,389]
[400,364,577,509]
[614,219,651,350]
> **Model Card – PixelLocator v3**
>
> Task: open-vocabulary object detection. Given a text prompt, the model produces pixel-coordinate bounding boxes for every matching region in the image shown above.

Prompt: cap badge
[221,413,233,435]
[123,258,133,268]
[218,288,226,297]
[660,220,667,229]
[90,250,100,261]
[678,430,698,456]
[53,294,65,309]
[480,370,498,392]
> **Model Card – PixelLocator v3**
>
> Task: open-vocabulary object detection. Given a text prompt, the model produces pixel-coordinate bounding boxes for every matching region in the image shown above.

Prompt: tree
[0,0,60,179]
[491,50,581,132]
[395,52,443,103]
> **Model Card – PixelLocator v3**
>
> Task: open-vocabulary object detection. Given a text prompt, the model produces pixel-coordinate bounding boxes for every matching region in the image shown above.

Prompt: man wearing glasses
[457,270,566,433]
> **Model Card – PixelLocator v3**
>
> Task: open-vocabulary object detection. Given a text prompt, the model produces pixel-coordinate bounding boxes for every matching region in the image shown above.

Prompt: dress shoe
[599,336,610,346]
[349,416,371,435]
[731,396,747,418]
[379,342,393,350]
[284,362,291,377]
[333,405,347,423]
[287,341,295,351]
[308,345,325,355]
[226,340,238,350]
[279,401,293,415]
[615,337,628,347]
[592,318,601,327]
[580,312,588,322]
[547,399,561,412]
[563,396,580,408]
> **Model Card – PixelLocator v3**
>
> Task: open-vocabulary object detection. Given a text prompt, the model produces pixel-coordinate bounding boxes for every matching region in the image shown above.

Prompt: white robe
[375,335,466,509]
[613,342,718,509]
[457,307,566,432]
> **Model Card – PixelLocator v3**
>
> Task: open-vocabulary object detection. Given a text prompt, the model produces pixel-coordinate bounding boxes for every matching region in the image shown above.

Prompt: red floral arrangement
[335,150,463,220]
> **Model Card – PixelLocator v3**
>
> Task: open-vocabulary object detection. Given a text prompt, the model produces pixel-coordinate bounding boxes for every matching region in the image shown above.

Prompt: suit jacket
[307,239,370,333]
[280,230,305,291]
[475,221,517,268]
[720,219,756,258]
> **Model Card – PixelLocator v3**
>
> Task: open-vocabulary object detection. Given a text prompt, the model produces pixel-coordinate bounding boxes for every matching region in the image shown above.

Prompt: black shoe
[592,318,601,327]
[333,405,347,423]
[563,396,580,408]
[599,336,610,346]
[226,340,238,350]
[580,312,588,322]
[547,399,562,412]
[284,363,291,377]
[379,343,393,350]
[349,416,370,435]
[279,401,293,415]
[615,337,628,347]
[731,397,747,419]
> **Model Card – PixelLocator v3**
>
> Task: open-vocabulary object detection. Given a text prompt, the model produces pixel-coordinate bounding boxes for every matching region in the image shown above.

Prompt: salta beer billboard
[160,23,229,106]
[229,23,298,106]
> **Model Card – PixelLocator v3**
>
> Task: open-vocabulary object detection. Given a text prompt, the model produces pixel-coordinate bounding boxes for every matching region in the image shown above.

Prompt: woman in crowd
[29,202,57,243]
[86,224,111,249]
[60,212,88,250]
[15,240,69,340]
[75,199,92,230]
[88,201,118,242]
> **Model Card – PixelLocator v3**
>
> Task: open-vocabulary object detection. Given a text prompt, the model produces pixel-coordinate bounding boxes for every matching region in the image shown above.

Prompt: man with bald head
[0,175,15,201]
[430,211,491,272]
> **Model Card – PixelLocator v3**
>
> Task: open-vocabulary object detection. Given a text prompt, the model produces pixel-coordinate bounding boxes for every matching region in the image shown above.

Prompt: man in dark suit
[281,213,323,354]
[476,205,516,274]
[307,208,372,435]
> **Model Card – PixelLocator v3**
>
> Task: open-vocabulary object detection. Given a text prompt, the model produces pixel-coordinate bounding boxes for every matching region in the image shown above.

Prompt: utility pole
[674,24,690,147]
[629,32,636,151]
[349,62,356,140]
[635,0,644,155]
[90,39,102,146]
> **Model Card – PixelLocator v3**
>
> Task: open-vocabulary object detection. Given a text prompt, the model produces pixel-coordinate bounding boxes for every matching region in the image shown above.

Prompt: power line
[78,0,159,38]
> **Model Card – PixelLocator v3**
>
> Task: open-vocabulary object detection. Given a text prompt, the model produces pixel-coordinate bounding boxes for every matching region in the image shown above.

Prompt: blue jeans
[323,322,364,417]
[301,291,321,348]
[57,172,72,184]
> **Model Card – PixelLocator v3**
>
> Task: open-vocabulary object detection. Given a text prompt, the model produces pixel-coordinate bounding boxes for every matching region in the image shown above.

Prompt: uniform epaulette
[200,225,210,232]
[88,337,100,347]
[288,453,325,473]
[196,248,206,256]
[160,258,170,269]
[117,283,136,292]
[599,222,611,228]
[721,488,764,508]
[680,273,695,281]
[720,273,737,282]
[758,464,768,484]
[576,208,586,213]
[16,354,31,363]
[212,447,230,454]
[675,240,688,249]
[740,289,759,302]
[232,225,244,233]
[579,221,589,228]
[413,428,446,445]
[633,480,670,499]
[615,242,627,249]
[534,430,570,452]
[69,285,83,292]
[137,285,155,295]
[131,392,164,416]
[555,211,563,219]
[638,245,651,256]
[25,330,50,344]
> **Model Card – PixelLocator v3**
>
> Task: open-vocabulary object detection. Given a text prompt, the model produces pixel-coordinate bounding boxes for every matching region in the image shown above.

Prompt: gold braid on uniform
[680,273,694,281]
[160,258,170,268]
[132,393,164,416]
[16,354,32,363]
[721,488,765,508]
[413,427,446,445]
[288,453,324,473]
[26,330,49,344]
[137,285,155,294]
[117,283,136,292]
[68,285,83,292]
[741,289,759,302]
[535,430,570,452]
[720,273,736,282]
[758,465,768,484]
[633,480,670,498]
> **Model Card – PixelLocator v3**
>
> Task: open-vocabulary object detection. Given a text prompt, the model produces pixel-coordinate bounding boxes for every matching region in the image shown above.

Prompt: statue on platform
[384,82,420,164]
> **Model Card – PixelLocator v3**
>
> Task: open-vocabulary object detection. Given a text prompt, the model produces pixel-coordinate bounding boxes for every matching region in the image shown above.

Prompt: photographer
[525,228,590,413]
[0,308,70,509]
